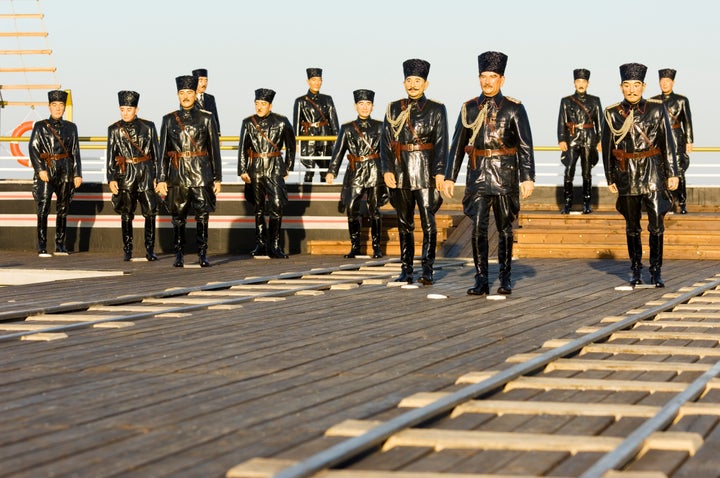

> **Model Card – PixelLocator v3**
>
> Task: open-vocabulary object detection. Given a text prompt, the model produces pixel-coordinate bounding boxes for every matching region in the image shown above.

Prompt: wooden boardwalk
[0,251,719,477]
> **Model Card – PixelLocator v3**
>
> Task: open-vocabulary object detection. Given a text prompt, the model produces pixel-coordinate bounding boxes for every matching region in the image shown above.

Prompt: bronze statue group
[28,53,692,294]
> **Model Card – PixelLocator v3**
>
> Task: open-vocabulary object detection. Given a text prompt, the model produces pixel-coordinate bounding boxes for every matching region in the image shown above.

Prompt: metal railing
[2,134,720,186]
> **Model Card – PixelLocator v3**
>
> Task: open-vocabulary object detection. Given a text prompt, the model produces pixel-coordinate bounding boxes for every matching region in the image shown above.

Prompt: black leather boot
[37,215,50,257]
[560,181,573,214]
[144,216,158,261]
[497,231,513,294]
[418,231,436,285]
[268,216,288,258]
[250,215,267,257]
[394,232,414,283]
[627,233,643,286]
[121,215,133,261]
[173,222,185,267]
[344,219,361,258]
[371,218,383,258]
[678,177,688,214]
[582,179,593,214]
[467,234,489,295]
[54,216,69,254]
[649,233,665,287]
[197,216,210,267]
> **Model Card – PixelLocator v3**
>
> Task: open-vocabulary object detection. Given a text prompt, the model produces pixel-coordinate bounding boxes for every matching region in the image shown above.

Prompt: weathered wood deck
[0,251,719,477]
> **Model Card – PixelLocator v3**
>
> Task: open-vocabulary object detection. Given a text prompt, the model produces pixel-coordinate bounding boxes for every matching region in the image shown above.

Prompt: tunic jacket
[557,92,603,149]
[651,91,693,171]
[29,117,82,182]
[446,92,534,196]
[237,112,296,178]
[327,117,383,188]
[380,95,448,190]
[106,118,159,191]
[158,107,222,188]
[602,98,678,195]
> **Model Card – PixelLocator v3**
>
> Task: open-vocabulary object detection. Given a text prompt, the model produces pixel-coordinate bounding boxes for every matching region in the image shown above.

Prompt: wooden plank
[503,376,712,393]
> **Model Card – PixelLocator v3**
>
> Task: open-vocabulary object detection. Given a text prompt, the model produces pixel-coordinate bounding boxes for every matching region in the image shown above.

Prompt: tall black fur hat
[175,75,198,91]
[619,63,647,82]
[402,59,430,79]
[306,68,323,79]
[658,68,676,80]
[573,68,590,80]
[48,90,68,104]
[192,68,208,78]
[353,89,375,103]
[118,90,139,107]
[255,88,276,103]
[477,51,508,75]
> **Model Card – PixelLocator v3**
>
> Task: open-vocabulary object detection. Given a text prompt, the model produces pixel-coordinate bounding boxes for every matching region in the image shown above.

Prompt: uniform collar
[479,92,503,108]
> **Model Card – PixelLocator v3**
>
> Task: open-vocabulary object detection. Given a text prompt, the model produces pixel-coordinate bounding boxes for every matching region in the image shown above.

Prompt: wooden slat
[0,49,52,55]
[324,419,702,455]
[0,67,56,72]
[0,31,48,37]
[0,84,62,90]
[503,376,720,393]
[398,393,720,418]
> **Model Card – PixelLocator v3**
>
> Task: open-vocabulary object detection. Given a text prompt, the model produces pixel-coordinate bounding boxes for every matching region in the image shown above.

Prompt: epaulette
[647,98,662,104]
[505,96,521,104]
[608,102,621,109]
[465,97,480,106]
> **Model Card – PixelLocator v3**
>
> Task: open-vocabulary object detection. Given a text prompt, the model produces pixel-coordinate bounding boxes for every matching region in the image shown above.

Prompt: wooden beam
[0,49,52,55]
[0,84,61,90]
[0,14,44,19]
[0,32,48,37]
[0,67,56,73]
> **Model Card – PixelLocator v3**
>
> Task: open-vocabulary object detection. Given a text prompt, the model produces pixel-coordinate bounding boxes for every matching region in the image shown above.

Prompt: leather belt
[612,147,661,172]
[464,146,517,169]
[671,122,682,129]
[115,155,150,174]
[39,153,69,161]
[565,122,594,136]
[167,150,208,169]
[248,151,282,159]
[348,153,379,170]
[39,152,70,169]
[612,148,660,160]
[301,120,329,134]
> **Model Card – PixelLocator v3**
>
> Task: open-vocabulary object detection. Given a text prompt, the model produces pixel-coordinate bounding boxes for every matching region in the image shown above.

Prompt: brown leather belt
[248,151,282,159]
[348,153,379,170]
[671,122,682,129]
[395,142,434,152]
[167,150,208,169]
[612,147,661,172]
[39,153,69,160]
[464,146,517,169]
[39,152,70,169]
[115,155,150,174]
[565,122,594,136]
[612,148,660,160]
[301,120,329,134]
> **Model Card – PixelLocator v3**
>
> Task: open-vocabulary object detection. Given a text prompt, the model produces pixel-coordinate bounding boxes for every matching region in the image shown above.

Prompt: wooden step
[514,210,720,260]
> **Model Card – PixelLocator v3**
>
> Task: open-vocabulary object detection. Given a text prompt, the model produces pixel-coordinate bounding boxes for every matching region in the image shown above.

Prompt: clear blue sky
[2,0,718,150]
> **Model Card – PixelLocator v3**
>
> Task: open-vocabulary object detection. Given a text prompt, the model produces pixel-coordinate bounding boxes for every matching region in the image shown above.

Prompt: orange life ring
[10,121,34,167]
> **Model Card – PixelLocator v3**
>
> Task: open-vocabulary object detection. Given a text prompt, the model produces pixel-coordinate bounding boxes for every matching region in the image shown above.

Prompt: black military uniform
[602,63,678,287]
[380,59,448,284]
[445,51,535,296]
[327,89,387,258]
[557,68,603,214]
[238,88,296,258]
[158,75,222,268]
[293,68,339,183]
[192,68,221,136]
[106,90,160,261]
[651,68,693,214]
[29,90,82,256]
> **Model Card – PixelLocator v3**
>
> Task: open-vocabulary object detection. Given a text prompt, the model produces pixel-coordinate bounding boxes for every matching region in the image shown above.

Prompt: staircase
[306,206,464,256]
[515,210,720,260]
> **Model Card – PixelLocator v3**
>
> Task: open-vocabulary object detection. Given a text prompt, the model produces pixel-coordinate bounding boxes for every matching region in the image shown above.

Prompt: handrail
[2,135,720,154]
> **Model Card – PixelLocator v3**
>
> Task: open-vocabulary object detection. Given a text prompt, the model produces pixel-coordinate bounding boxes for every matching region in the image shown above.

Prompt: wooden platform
[1,251,720,477]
